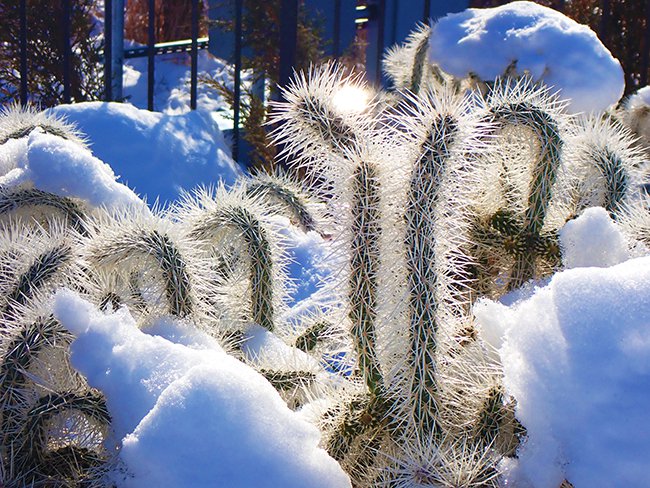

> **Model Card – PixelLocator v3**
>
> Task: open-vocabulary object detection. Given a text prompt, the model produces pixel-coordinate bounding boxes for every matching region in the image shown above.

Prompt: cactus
[83,209,200,322]
[0,187,89,235]
[563,114,647,220]
[177,186,290,333]
[0,103,88,148]
[245,170,322,234]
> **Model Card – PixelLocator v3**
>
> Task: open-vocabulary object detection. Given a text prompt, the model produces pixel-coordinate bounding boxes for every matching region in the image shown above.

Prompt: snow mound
[53,289,351,488]
[0,129,142,210]
[559,207,629,269]
[51,102,242,206]
[475,255,650,487]
[429,1,624,113]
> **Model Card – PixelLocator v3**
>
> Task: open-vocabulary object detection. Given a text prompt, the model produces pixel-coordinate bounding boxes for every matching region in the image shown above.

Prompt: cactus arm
[348,160,385,398]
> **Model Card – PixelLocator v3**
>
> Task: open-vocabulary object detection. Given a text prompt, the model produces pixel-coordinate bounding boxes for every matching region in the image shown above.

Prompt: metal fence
[12,1,650,124]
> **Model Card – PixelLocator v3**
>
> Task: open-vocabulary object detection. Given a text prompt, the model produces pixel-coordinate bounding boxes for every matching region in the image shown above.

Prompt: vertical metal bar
[333,0,341,59]
[147,0,155,111]
[112,0,125,100]
[641,0,650,87]
[390,0,398,46]
[278,0,298,91]
[62,0,72,103]
[190,0,199,110]
[375,0,386,85]
[104,0,113,101]
[423,0,431,22]
[19,0,28,106]
[599,0,609,42]
[232,0,243,163]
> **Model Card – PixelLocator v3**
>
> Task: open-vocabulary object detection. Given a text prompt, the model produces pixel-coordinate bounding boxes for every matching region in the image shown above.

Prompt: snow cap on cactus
[428,1,624,113]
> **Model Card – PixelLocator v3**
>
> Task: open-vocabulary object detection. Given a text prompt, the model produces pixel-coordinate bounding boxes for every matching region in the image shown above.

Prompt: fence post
[190,0,199,110]
[232,0,243,163]
[147,0,155,111]
[112,0,125,100]
[19,0,28,105]
[62,0,72,103]
[104,0,113,100]
[641,0,650,88]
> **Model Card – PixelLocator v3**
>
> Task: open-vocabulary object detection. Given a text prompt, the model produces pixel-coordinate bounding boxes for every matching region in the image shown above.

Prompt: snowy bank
[53,290,351,488]
[429,1,624,113]
[475,209,650,487]
[51,102,242,206]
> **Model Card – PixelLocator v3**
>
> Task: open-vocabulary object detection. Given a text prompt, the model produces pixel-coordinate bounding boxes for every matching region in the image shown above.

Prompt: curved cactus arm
[269,62,376,174]
[0,103,88,148]
[14,391,110,477]
[245,171,321,234]
[565,115,647,219]
[192,204,276,332]
[86,213,196,319]
[482,78,568,290]
[2,244,73,321]
[0,318,69,442]
[0,187,89,235]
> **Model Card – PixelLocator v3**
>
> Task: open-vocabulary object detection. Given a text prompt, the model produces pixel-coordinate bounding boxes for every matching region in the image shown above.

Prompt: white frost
[429,1,625,113]
[53,290,351,488]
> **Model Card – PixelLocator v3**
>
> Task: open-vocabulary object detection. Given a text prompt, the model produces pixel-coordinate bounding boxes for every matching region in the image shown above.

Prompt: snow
[121,48,232,116]
[429,1,625,113]
[559,207,630,269]
[53,289,351,488]
[626,86,650,110]
[50,101,242,206]
[475,210,650,487]
[0,128,143,210]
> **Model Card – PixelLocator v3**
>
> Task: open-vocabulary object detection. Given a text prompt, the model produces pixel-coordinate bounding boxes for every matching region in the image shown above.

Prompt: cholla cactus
[0,103,88,148]
[469,78,569,295]
[0,222,112,486]
[82,207,207,325]
[175,185,292,333]
[245,170,323,234]
[562,114,648,219]
[0,187,90,235]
